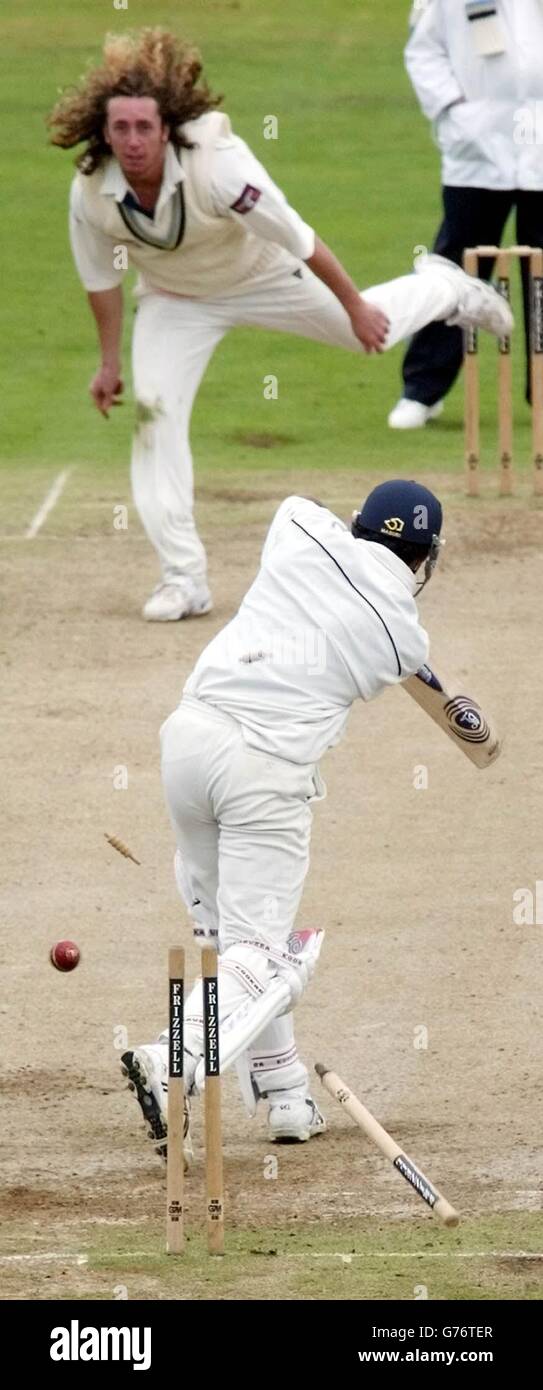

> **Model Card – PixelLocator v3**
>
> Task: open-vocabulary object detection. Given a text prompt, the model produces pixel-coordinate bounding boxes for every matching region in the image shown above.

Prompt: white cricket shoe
[142,579,212,622]
[415,252,514,338]
[267,1089,327,1143]
[388,398,444,430]
[121,1045,193,1169]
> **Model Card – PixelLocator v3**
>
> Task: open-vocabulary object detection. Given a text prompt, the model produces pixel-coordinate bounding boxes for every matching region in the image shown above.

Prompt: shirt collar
[100,142,185,215]
[363,540,420,594]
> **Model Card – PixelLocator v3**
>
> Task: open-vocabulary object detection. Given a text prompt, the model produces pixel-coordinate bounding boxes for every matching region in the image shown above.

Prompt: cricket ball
[50,940,81,972]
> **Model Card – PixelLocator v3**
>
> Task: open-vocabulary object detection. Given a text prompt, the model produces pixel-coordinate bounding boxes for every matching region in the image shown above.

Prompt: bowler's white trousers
[160,696,326,1097]
[131,261,457,583]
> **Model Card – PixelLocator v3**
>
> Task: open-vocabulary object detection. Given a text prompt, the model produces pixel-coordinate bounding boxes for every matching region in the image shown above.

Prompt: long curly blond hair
[47,27,222,173]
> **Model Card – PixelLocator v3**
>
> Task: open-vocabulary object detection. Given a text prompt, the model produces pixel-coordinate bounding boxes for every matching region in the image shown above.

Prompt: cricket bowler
[49,28,511,621]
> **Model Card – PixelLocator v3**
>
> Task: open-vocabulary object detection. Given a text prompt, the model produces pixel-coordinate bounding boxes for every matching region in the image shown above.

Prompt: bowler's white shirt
[184,498,429,764]
[70,137,315,292]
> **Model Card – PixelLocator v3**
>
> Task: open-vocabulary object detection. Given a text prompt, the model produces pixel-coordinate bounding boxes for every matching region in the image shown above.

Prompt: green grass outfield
[2,0,540,1307]
[1,0,532,486]
[3,1214,542,1301]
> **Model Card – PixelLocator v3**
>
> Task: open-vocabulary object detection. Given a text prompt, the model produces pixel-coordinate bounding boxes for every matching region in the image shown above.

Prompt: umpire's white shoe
[121,1045,193,1169]
[143,579,212,622]
[268,1090,327,1143]
[388,398,444,430]
[415,252,514,338]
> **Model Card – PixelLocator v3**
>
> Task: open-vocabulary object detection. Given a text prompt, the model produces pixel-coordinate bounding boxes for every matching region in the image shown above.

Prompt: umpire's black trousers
[402,186,543,405]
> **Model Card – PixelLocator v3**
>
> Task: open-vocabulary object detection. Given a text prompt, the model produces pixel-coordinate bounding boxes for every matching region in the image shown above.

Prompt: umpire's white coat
[405,0,543,189]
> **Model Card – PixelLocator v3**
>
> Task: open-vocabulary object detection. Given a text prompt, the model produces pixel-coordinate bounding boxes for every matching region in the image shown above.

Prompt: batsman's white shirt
[184,497,429,764]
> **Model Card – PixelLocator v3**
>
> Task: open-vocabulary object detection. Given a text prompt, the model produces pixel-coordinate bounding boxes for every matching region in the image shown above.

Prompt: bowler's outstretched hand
[90,365,124,417]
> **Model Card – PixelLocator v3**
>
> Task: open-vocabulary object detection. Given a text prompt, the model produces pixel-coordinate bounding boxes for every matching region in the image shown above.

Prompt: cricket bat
[402,664,501,769]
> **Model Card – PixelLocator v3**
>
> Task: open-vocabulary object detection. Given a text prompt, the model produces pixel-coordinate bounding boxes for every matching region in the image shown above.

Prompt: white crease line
[25,470,71,539]
[0,1252,88,1266]
[3,1250,540,1266]
[106,1248,542,1263]
[60,1217,147,1227]
[284,1251,543,1261]
[3,535,149,544]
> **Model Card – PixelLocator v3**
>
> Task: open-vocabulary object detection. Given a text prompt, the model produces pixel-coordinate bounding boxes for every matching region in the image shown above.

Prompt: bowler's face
[105,96,168,180]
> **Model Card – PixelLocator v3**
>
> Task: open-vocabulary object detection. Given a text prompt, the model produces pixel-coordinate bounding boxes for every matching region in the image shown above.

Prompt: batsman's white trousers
[160,695,326,1093]
[131,262,457,582]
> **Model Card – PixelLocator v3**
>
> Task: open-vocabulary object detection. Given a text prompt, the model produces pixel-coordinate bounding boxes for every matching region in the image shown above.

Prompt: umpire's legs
[401,186,514,406]
[516,190,543,402]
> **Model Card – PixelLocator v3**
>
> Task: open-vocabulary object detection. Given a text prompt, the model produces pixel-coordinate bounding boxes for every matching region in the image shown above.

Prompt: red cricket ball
[50,940,81,972]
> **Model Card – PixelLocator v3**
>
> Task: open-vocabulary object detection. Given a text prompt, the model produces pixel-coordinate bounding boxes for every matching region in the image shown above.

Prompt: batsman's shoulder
[263,495,325,559]
[272,493,313,520]
[278,494,338,528]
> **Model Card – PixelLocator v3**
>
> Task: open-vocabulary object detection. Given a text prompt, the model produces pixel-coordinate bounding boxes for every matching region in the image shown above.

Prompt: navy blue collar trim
[122,191,155,221]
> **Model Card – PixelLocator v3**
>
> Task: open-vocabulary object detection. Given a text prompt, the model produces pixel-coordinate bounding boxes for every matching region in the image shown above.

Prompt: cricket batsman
[49,28,511,622]
[120,479,443,1158]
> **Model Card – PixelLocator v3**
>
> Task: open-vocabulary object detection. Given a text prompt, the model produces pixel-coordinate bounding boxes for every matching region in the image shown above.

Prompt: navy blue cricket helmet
[351,479,443,587]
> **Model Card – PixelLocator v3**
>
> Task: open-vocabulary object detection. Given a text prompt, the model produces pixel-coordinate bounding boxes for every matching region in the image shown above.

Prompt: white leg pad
[236,1052,258,1118]
[194,977,290,1092]
[189,931,324,1093]
[250,1012,309,1097]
